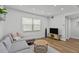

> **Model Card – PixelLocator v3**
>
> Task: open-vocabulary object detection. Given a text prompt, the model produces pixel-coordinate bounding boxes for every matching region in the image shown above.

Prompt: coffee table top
[34,40,48,45]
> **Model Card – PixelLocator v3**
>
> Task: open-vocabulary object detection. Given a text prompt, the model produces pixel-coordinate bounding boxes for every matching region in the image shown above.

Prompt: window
[33,19,41,31]
[22,17,41,31]
[22,17,32,31]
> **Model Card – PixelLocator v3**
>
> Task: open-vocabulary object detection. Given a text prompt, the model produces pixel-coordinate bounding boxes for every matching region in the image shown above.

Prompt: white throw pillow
[14,37,21,41]
[0,42,8,53]
[3,36,12,50]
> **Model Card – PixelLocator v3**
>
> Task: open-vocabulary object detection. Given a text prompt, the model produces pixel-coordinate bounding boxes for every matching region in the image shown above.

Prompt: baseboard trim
[69,37,79,40]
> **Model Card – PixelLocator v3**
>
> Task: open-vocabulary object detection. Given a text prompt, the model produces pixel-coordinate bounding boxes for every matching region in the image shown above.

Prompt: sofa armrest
[8,41,30,53]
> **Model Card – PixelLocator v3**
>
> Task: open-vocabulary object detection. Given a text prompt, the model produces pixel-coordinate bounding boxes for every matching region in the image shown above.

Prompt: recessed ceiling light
[61,8,64,10]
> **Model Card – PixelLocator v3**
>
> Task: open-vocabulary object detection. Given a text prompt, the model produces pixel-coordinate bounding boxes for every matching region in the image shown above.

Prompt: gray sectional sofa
[0,34,33,53]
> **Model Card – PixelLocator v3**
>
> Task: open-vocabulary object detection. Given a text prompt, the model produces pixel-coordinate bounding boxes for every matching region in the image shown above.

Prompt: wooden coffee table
[34,40,48,53]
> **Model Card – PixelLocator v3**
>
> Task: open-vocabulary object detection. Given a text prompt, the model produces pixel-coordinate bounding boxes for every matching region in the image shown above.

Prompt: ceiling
[5,5,79,17]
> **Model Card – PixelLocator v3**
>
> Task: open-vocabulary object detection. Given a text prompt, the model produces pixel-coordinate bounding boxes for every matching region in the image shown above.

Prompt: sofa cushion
[9,32,22,41]
[3,36,12,50]
[0,42,8,53]
[8,41,29,53]
[8,33,14,43]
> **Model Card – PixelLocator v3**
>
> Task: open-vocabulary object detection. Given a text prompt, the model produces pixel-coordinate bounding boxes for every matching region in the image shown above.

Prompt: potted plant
[0,8,7,14]
[0,7,7,21]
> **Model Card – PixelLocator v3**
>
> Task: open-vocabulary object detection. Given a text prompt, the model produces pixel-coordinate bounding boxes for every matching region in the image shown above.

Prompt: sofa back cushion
[0,42,8,53]
[8,32,22,41]
[8,33,14,43]
[3,36,12,50]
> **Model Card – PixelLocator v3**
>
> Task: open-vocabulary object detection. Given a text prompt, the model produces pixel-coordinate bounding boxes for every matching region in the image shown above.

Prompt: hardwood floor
[45,38,79,53]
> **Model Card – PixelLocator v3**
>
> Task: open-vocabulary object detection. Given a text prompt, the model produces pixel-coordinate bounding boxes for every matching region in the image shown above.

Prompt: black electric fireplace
[50,28,58,34]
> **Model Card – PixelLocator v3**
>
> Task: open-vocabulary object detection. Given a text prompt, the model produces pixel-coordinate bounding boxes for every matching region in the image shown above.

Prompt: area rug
[17,45,60,53]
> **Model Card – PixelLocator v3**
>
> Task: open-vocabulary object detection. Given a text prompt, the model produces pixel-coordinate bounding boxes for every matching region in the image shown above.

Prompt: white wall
[71,19,79,39]
[4,8,49,40]
[0,6,5,40]
[49,15,66,41]
[0,21,4,40]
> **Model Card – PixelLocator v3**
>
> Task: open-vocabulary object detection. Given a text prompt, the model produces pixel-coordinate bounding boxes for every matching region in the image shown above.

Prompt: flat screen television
[50,28,58,34]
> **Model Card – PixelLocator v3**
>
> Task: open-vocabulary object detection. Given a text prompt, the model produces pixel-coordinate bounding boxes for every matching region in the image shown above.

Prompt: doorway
[70,19,79,39]
[65,18,71,40]
[65,16,79,40]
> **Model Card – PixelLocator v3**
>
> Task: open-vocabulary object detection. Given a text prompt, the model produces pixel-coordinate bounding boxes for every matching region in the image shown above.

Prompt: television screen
[50,28,58,34]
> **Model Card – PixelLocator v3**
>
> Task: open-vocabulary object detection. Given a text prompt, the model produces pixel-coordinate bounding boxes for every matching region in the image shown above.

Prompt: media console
[48,33,60,40]
[48,28,60,40]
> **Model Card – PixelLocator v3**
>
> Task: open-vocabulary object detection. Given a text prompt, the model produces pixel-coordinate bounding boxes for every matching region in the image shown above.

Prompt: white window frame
[22,17,41,32]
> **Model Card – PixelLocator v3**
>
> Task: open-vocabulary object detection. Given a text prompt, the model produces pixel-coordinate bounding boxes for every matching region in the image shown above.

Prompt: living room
[0,5,79,53]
